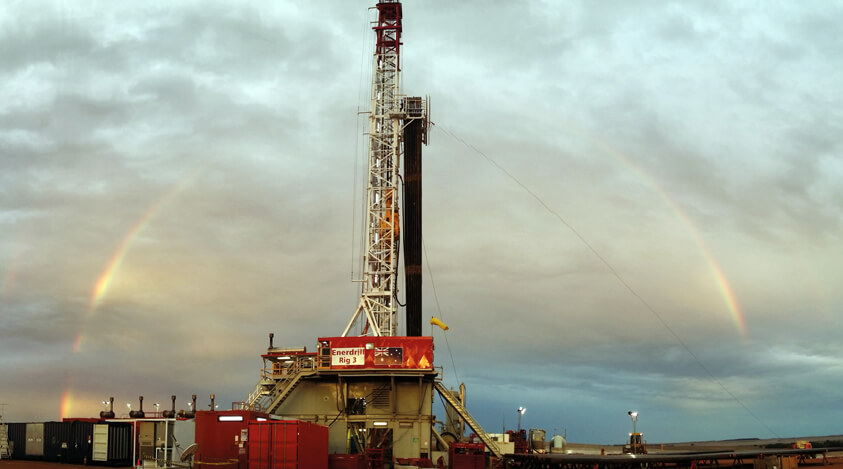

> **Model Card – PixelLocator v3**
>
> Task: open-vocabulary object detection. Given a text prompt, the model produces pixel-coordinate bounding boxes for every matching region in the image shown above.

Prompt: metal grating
[369,386,392,408]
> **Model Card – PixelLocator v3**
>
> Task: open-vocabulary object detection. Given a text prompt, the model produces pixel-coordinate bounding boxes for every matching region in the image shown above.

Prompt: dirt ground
[3,456,843,469]
[0,462,104,469]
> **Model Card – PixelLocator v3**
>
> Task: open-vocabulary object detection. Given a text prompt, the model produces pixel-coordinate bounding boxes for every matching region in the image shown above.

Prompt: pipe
[210,394,215,411]
[269,333,274,350]
[163,395,176,418]
[180,394,197,418]
[129,395,145,418]
[403,113,424,336]
[100,396,115,419]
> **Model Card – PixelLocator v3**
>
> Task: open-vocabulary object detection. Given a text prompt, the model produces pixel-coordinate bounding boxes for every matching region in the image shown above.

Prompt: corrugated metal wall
[6,423,26,459]
[92,422,132,466]
[44,421,73,462]
[69,421,95,464]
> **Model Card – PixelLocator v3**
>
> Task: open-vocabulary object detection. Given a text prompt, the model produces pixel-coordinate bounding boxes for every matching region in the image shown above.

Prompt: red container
[329,454,366,469]
[248,420,328,469]
[194,410,268,469]
[449,443,484,469]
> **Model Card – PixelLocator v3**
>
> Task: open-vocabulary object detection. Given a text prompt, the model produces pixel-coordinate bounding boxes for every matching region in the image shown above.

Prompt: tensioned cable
[350,8,368,281]
[429,121,778,438]
[423,239,460,385]
[351,5,375,285]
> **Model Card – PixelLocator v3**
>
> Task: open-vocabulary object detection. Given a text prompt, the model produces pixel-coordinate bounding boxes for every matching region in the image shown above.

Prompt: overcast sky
[2,0,842,444]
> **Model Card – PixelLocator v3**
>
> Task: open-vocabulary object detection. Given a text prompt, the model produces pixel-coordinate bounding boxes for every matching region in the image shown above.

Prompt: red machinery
[449,443,485,469]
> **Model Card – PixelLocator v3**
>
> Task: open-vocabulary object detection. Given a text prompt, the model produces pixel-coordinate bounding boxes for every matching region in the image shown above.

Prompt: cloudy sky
[2,0,842,444]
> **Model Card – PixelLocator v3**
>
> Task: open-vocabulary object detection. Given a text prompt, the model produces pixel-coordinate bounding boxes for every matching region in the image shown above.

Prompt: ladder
[0,424,11,459]
[434,381,502,459]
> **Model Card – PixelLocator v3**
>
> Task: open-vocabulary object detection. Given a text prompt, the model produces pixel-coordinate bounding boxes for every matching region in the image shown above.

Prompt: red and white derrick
[343,1,405,337]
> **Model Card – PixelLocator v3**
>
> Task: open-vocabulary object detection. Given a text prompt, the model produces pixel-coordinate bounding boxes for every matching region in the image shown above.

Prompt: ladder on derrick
[434,381,502,459]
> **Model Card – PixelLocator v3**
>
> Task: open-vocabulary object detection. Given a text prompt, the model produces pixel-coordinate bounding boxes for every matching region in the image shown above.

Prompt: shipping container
[329,454,367,469]
[194,410,268,469]
[91,422,132,466]
[68,420,96,464]
[25,422,44,458]
[248,420,328,469]
[6,423,27,459]
[44,421,73,462]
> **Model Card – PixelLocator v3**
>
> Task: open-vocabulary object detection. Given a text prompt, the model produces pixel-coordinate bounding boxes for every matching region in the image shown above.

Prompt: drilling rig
[342,0,428,339]
[240,1,503,462]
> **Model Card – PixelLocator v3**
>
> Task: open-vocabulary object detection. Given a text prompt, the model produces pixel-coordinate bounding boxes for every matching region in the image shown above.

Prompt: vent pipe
[210,394,215,410]
[129,395,145,418]
[163,395,176,418]
[179,394,197,418]
[100,397,115,419]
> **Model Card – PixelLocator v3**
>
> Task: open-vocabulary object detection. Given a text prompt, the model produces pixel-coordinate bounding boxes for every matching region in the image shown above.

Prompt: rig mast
[343,0,427,337]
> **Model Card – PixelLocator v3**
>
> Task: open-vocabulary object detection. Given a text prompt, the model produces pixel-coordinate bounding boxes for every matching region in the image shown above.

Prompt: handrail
[245,354,319,412]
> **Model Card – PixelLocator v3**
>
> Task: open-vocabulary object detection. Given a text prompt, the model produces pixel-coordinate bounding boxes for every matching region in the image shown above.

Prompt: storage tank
[529,428,546,453]
[550,434,567,453]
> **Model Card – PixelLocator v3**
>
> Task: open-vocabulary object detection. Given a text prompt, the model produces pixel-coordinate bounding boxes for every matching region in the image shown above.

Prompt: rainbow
[65,173,198,417]
[74,173,198,353]
[571,126,748,338]
[60,388,72,420]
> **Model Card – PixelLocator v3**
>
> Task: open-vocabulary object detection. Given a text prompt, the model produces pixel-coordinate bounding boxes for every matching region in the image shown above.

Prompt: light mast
[342,0,428,337]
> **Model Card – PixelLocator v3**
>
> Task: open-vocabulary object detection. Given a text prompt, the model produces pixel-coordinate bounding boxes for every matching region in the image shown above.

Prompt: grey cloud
[2,0,842,445]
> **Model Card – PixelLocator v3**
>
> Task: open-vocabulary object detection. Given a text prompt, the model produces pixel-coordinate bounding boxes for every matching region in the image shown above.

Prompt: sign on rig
[317,336,433,370]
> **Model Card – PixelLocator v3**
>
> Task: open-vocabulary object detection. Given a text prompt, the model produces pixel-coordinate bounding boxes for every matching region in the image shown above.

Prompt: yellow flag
[430,317,449,331]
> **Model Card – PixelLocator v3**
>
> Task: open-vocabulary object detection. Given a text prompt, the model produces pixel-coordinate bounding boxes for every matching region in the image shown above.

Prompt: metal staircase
[263,370,315,414]
[434,381,502,459]
[242,354,317,414]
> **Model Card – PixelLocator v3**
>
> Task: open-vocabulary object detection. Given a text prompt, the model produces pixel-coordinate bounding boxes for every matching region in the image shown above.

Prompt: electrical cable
[393,176,406,308]
[429,121,779,439]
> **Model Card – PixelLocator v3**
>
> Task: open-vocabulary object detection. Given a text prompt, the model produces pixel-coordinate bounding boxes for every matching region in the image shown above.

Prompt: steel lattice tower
[343,1,404,337]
